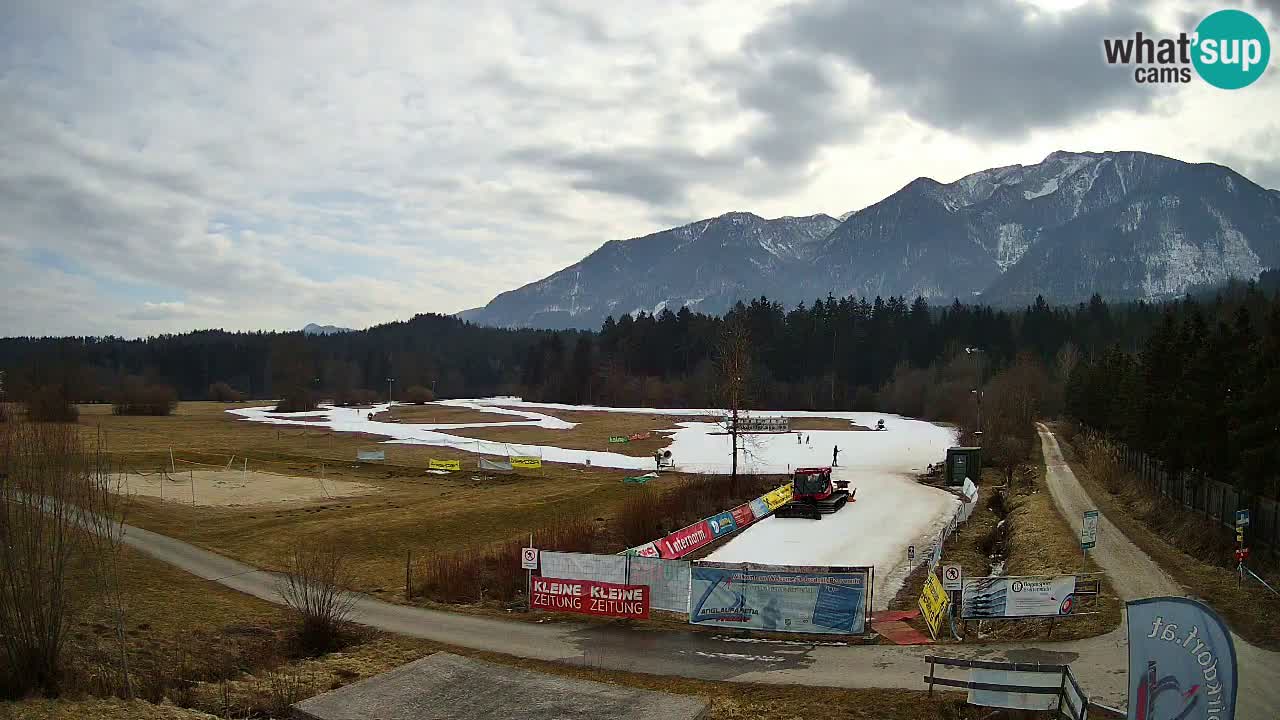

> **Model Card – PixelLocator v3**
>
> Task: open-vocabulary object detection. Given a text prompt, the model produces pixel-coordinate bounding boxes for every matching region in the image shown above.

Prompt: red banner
[656,519,714,558]
[530,578,649,619]
[730,503,755,529]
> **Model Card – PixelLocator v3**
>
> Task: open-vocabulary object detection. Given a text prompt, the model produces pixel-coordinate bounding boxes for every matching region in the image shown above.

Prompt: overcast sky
[3,0,1278,337]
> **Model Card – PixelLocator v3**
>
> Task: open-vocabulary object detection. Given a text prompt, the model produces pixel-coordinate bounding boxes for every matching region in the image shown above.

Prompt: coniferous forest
[2,271,1278,497]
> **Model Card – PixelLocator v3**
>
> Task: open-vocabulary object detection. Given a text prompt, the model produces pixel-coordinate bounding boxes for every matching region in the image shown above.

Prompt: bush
[26,385,78,423]
[277,543,357,655]
[207,382,246,402]
[274,388,318,413]
[402,385,435,404]
[417,515,598,604]
[112,377,178,416]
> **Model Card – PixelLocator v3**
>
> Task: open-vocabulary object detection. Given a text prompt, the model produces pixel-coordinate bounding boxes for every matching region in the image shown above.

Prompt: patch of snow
[1023,177,1059,200]
[691,651,786,663]
[995,223,1030,270]
[652,300,668,315]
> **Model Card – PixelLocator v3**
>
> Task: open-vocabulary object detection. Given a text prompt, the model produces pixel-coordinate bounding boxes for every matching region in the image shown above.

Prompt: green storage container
[946,447,982,487]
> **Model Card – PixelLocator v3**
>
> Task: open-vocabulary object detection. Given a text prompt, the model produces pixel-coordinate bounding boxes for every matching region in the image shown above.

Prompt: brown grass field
[442,407,713,457]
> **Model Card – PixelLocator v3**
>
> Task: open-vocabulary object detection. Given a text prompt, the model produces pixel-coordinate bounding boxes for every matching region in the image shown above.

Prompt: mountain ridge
[462,150,1280,329]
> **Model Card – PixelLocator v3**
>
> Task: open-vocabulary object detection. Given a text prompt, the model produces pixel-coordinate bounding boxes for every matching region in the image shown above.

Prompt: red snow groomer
[773,466,855,520]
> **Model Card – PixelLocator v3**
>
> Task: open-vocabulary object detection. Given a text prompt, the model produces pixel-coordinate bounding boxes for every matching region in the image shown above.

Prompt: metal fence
[1108,438,1280,553]
[539,551,690,614]
[923,656,1124,719]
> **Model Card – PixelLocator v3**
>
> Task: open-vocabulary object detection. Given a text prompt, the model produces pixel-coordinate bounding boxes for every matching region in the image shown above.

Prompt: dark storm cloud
[754,0,1164,138]
[507,146,741,205]
[724,57,862,168]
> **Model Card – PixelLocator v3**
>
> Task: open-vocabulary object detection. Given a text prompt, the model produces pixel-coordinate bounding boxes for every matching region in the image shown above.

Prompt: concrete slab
[291,653,710,720]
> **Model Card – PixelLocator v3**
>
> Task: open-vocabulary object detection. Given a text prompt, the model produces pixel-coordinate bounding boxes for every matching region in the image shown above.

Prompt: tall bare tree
[0,421,127,698]
[715,316,752,482]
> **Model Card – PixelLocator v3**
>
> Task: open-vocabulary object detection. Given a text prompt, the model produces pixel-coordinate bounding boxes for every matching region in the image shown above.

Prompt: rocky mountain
[461,212,839,329]
[462,151,1280,329]
[302,323,353,335]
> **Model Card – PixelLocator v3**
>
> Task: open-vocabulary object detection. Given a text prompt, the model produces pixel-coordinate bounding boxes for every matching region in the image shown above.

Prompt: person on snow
[832,445,840,466]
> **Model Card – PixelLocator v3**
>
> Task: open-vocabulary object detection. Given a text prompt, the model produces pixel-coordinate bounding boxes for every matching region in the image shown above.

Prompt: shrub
[277,543,357,655]
[402,385,435,404]
[112,377,178,416]
[26,385,78,423]
[207,382,246,402]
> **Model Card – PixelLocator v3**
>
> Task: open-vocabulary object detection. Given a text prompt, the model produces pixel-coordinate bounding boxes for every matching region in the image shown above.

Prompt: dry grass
[0,699,220,719]
[1052,424,1280,650]
[444,407,714,457]
[373,404,526,425]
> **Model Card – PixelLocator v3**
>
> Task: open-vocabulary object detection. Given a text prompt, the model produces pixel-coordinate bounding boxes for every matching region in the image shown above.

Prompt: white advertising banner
[961,575,1078,619]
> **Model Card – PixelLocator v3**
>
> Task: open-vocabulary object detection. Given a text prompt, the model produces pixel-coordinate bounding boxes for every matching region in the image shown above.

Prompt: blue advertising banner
[689,562,870,635]
[1127,597,1237,720]
[707,511,737,537]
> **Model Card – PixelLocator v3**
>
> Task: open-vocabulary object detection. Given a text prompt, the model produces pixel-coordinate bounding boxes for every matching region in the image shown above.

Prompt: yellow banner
[761,483,794,511]
[918,571,951,640]
[428,458,461,471]
[510,456,542,469]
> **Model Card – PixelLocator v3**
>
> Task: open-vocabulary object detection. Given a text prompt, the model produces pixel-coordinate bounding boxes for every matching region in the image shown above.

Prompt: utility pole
[386,377,394,405]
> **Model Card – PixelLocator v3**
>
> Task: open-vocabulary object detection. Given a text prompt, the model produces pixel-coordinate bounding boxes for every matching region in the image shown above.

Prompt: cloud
[756,0,1164,138]
[1,0,1275,337]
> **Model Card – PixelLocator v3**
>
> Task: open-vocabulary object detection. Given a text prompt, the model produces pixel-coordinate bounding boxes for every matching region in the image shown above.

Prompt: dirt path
[1037,425,1181,600]
[1037,423,1280,719]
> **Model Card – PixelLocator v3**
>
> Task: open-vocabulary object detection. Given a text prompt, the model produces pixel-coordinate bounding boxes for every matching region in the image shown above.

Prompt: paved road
[1037,424,1280,719]
[115,430,1280,718]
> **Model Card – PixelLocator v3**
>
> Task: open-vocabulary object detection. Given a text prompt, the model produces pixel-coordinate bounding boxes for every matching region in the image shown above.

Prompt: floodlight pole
[386,377,394,405]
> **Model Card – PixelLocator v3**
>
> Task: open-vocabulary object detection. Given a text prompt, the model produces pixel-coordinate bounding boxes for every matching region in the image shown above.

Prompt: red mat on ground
[870,609,920,623]
[872,619,932,646]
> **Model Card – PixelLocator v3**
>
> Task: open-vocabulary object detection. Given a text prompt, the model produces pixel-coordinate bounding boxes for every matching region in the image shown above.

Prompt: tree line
[2,273,1278,497]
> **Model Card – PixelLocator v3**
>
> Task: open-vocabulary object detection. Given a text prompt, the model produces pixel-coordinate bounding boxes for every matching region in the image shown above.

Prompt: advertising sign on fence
[510,455,542,469]
[761,484,794,511]
[707,511,737,538]
[918,571,951,639]
[608,436,629,444]
[689,563,870,634]
[730,503,755,529]
[1126,597,1237,720]
[530,577,649,619]
[961,576,1077,619]
[749,497,770,519]
[622,542,661,558]
[656,520,714,558]
[1081,510,1099,550]
[428,458,461,471]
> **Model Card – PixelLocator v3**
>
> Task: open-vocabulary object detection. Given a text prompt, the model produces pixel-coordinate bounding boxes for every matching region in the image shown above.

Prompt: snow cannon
[774,467,854,520]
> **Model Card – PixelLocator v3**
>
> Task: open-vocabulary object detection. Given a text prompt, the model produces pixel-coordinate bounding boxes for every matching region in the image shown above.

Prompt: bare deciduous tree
[0,421,127,698]
[715,316,753,482]
[277,542,358,654]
